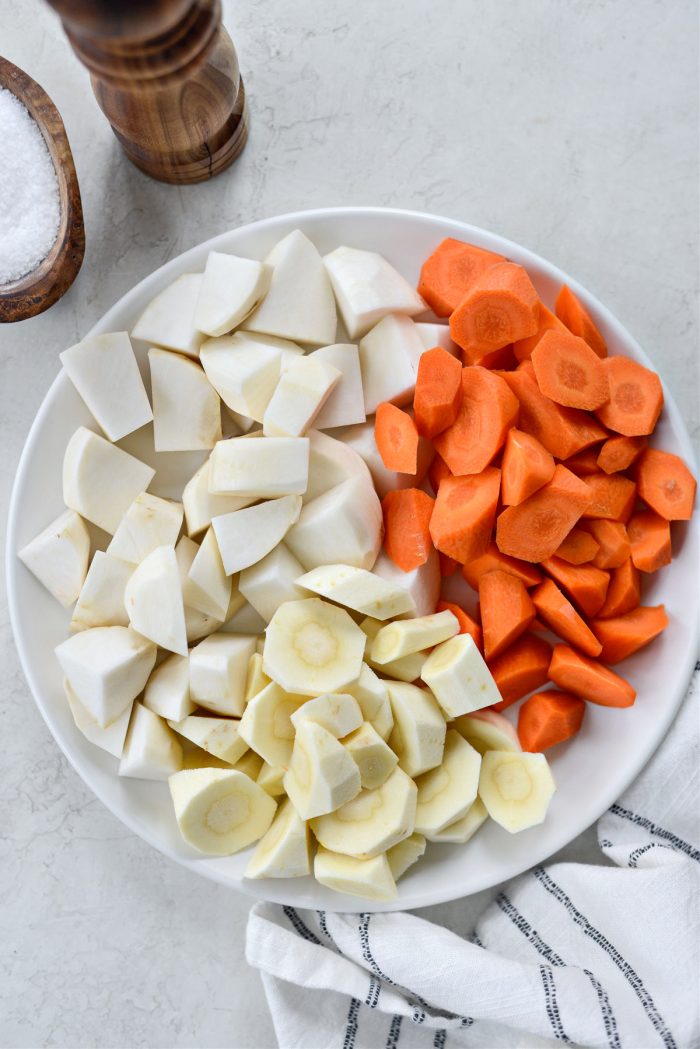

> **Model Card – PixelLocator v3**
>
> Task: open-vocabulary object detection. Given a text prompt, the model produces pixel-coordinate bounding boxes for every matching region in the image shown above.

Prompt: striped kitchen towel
[246,665,699,1049]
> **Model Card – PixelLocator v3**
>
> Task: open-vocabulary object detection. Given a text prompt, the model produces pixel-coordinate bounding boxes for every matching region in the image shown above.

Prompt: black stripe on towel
[539,964,572,1044]
[534,867,677,1049]
[343,997,360,1049]
[359,913,397,985]
[433,1030,447,1048]
[386,1014,402,1048]
[282,906,321,945]
[365,975,381,1009]
[608,804,700,863]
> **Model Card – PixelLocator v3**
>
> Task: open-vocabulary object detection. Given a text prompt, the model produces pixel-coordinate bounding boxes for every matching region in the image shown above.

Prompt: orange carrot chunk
[564,449,604,476]
[418,238,505,317]
[597,435,647,474]
[555,284,608,358]
[595,356,663,436]
[626,510,672,573]
[501,365,607,459]
[580,519,630,570]
[501,428,556,506]
[554,528,600,565]
[429,468,501,564]
[581,473,636,522]
[436,599,483,651]
[438,552,459,577]
[531,330,610,410]
[513,304,568,362]
[461,541,543,590]
[413,346,463,439]
[532,578,602,657]
[548,645,636,707]
[496,465,592,563]
[382,488,435,571]
[375,403,420,473]
[635,447,697,521]
[434,367,519,475]
[476,344,518,371]
[541,558,610,618]
[480,570,536,661]
[518,690,586,752]
[428,453,452,494]
[596,558,641,619]
[450,262,540,363]
[489,634,553,711]
[590,605,669,664]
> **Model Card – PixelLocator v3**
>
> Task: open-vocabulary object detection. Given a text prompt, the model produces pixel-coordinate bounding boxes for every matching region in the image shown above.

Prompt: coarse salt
[0,86,61,286]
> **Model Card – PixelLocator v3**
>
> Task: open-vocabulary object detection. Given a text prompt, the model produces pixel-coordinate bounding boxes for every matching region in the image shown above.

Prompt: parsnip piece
[180,740,233,771]
[387,833,426,881]
[124,545,187,656]
[370,650,427,684]
[479,752,556,833]
[64,678,132,758]
[263,355,341,437]
[212,495,302,575]
[310,343,366,429]
[175,536,225,642]
[311,765,416,858]
[168,768,276,855]
[323,246,425,340]
[257,761,286,797]
[209,436,309,497]
[372,549,441,619]
[304,429,372,503]
[333,420,434,500]
[263,598,365,697]
[183,526,231,620]
[415,322,458,357]
[60,331,153,442]
[132,273,204,359]
[239,544,305,623]
[314,847,397,902]
[71,552,133,631]
[143,653,195,721]
[149,348,221,451]
[345,664,393,740]
[386,682,446,778]
[200,331,303,421]
[342,721,398,789]
[426,798,488,844]
[421,634,501,718]
[107,492,183,565]
[189,633,256,716]
[182,458,255,538]
[63,427,155,534]
[371,611,459,665]
[19,509,89,607]
[119,703,183,781]
[168,714,249,765]
[453,710,521,755]
[245,651,271,702]
[291,693,363,739]
[234,750,265,779]
[414,730,481,835]
[359,314,424,414]
[285,476,382,571]
[246,798,311,879]
[194,251,271,337]
[296,563,415,621]
[284,720,361,819]
[238,681,306,767]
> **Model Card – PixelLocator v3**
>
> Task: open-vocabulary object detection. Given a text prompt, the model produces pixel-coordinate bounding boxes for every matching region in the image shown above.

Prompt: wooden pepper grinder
[46,0,248,184]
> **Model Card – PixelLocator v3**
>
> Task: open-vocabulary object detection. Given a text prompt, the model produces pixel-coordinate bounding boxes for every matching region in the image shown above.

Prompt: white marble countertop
[1,1,697,1046]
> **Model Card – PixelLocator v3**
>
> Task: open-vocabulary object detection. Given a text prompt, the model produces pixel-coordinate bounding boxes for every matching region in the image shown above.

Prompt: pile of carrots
[376,237,696,754]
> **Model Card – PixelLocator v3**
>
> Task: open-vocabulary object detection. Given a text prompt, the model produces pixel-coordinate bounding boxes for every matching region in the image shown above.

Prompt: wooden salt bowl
[0,56,85,323]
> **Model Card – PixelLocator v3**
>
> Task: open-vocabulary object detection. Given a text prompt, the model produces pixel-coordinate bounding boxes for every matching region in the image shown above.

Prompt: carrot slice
[496,465,593,563]
[489,634,552,711]
[450,262,540,363]
[541,557,610,618]
[548,645,636,707]
[554,528,600,565]
[513,304,568,362]
[418,238,504,317]
[518,690,586,751]
[581,473,636,522]
[413,346,463,439]
[531,330,610,410]
[429,468,501,564]
[480,570,536,661]
[532,579,602,657]
[434,367,519,475]
[501,428,556,506]
[597,435,647,474]
[437,599,483,651]
[596,357,663,436]
[428,453,451,494]
[461,541,543,590]
[635,447,697,521]
[375,403,420,473]
[555,285,607,358]
[438,552,459,577]
[501,365,607,459]
[580,519,630,570]
[596,558,641,618]
[564,448,603,476]
[626,510,672,573]
[590,605,668,664]
[476,344,517,370]
[382,488,435,571]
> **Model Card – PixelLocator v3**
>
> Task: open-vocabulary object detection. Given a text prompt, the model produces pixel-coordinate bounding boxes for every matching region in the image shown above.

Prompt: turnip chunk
[64,678,132,758]
[310,344,366,429]
[124,546,188,656]
[182,457,255,538]
[119,703,183,781]
[239,543,305,623]
[415,322,459,357]
[359,314,425,414]
[143,653,195,722]
[372,549,440,619]
[107,492,184,564]
[182,527,231,621]
[212,495,302,575]
[209,436,309,498]
[303,429,372,503]
[189,633,256,716]
[262,356,341,438]
[323,246,425,339]
[285,475,382,571]
[62,427,155,534]
[148,348,222,452]
[131,273,204,359]
[70,552,134,631]
[18,509,89,608]
[194,251,271,338]
[200,331,303,421]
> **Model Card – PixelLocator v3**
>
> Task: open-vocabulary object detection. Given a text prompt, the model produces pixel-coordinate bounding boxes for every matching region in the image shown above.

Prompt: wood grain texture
[47,0,248,184]
[0,57,85,324]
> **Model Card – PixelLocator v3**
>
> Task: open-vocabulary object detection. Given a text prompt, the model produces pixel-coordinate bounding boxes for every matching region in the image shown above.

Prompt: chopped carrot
[461,541,543,590]
[417,238,505,317]
[429,468,501,564]
[580,519,630,570]
[501,365,607,459]
[513,304,568,361]
[475,344,518,370]
[554,528,600,565]
[635,447,697,521]
[439,552,459,577]
[530,618,551,636]
[434,367,519,475]
[428,453,451,494]
[596,356,663,436]
[518,690,586,751]
[532,579,602,657]
[590,605,668,664]
[382,488,435,571]
[541,557,610,617]
[531,330,610,410]
[581,473,636,522]
[597,435,647,474]
[496,465,592,563]
[555,284,607,358]
[549,644,636,707]
[596,558,640,619]
[480,570,536,661]
[563,448,603,476]
[437,599,483,651]
[501,428,556,506]
[626,510,672,573]
[413,346,463,439]
[489,634,552,710]
[450,262,540,363]
[375,403,420,473]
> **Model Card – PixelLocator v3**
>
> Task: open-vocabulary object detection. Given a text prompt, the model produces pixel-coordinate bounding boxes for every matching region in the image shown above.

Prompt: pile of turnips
[18,229,694,901]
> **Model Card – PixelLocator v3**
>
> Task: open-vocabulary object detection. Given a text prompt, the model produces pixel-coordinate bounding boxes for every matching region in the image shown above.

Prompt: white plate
[7,207,699,912]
